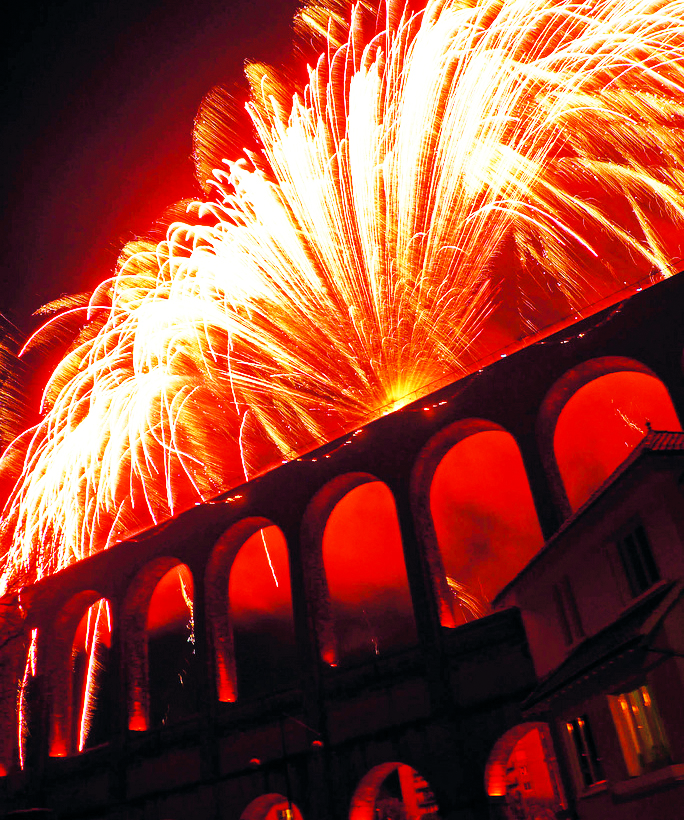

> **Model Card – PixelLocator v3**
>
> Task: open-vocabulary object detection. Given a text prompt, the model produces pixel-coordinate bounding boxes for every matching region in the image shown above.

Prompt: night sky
[1,0,300,332]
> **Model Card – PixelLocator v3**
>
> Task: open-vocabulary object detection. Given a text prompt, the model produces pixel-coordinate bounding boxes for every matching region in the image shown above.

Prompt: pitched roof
[552,428,684,541]
[642,429,684,451]
[551,429,684,536]
[524,580,684,708]
[493,429,684,605]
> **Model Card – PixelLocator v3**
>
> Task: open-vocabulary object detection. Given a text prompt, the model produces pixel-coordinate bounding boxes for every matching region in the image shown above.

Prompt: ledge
[577,780,608,799]
[612,763,684,799]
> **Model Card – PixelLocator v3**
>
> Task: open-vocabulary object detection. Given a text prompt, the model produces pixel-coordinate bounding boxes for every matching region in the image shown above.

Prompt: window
[553,576,584,645]
[617,524,659,597]
[566,716,604,788]
[609,685,670,776]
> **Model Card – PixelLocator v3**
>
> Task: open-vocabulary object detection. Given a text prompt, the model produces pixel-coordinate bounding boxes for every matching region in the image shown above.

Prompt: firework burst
[2,0,684,592]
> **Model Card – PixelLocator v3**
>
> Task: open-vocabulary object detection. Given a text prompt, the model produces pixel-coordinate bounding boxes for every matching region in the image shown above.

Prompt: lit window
[566,715,604,788]
[617,525,659,597]
[609,685,670,776]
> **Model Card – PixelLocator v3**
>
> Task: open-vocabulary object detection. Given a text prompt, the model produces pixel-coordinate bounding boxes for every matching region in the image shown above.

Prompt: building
[1,273,684,820]
[493,429,684,820]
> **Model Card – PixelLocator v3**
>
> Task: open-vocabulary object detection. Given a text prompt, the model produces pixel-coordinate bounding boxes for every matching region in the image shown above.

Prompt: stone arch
[300,473,378,667]
[240,794,304,820]
[304,474,416,666]
[349,762,439,820]
[207,517,296,702]
[538,356,681,513]
[70,597,113,752]
[485,722,566,820]
[206,517,273,703]
[411,419,543,627]
[147,562,197,727]
[45,590,104,757]
[121,556,185,731]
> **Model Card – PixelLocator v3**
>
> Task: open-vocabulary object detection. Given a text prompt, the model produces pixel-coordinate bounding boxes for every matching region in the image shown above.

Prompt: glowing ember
[3,0,684,592]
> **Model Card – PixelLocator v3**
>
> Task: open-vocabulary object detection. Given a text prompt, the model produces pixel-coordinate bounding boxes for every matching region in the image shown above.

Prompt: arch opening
[554,370,681,510]
[350,762,440,820]
[146,563,197,728]
[485,723,566,820]
[322,482,417,666]
[228,525,298,699]
[72,598,112,752]
[47,590,111,757]
[429,430,543,621]
[240,794,304,820]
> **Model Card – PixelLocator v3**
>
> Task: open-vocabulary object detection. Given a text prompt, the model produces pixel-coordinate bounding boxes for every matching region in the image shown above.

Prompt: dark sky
[1,0,300,332]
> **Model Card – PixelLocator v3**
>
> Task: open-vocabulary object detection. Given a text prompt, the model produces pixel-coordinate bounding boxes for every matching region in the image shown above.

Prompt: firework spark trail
[77,599,110,752]
[18,627,37,770]
[3,0,684,592]
[239,410,279,587]
[179,572,195,646]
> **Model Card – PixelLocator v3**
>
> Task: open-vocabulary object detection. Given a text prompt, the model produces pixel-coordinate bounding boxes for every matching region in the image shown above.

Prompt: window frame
[615,522,659,598]
[565,714,606,790]
[553,575,585,646]
[608,683,671,777]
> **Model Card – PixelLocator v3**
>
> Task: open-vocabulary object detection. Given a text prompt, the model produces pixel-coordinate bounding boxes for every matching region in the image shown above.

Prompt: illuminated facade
[2,273,684,819]
[493,429,684,819]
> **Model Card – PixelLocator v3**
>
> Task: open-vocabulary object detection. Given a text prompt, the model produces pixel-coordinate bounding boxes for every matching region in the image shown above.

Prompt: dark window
[553,576,584,645]
[553,585,573,645]
[617,525,659,597]
[562,576,584,638]
[566,715,604,788]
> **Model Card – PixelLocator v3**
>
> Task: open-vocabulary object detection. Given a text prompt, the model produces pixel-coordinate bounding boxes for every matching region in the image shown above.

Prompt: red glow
[72,599,112,752]
[512,729,555,799]
[430,431,544,609]
[229,527,291,618]
[554,371,682,509]
[322,482,417,662]
[486,726,565,817]
[487,761,507,797]
[229,526,297,697]
[216,661,238,704]
[49,738,68,758]
[146,564,194,634]
[74,600,111,650]
[146,563,197,727]
[349,763,439,820]
[128,712,147,733]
